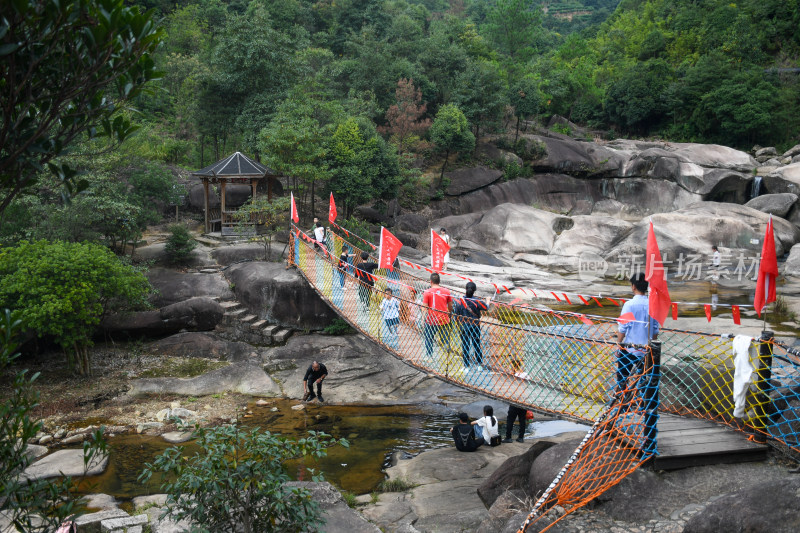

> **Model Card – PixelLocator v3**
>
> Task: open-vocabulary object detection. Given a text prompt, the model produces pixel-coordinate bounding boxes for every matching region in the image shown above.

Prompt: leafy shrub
[140,425,349,533]
[1,310,107,530]
[0,240,151,375]
[323,318,353,336]
[164,224,197,265]
[504,160,521,181]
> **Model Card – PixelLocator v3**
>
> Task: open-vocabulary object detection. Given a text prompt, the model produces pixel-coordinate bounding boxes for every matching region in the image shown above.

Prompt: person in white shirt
[710,245,721,281]
[439,228,451,270]
[380,288,401,349]
[313,221,327,251]
[471,405,499,444]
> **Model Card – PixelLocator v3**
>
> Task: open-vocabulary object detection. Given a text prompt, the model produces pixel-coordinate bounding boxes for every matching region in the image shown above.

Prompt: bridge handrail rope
[327,223,758,314]
[288,228,800,532]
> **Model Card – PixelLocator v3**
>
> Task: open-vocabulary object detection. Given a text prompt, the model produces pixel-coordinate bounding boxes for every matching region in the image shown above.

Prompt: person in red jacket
[423,272,453,357]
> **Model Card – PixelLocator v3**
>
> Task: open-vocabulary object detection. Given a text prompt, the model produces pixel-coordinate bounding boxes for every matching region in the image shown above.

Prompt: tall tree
[380,78,432,155]
[0,0,163,220]
[259,86,343,216]
[452,59,508,148]
[483,0,542,63]
[509,75,543,142]
[429,104,475,186]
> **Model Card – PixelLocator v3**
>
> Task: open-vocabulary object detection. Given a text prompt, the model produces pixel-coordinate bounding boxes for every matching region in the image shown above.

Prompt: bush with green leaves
[0,310,107,531]
[164,224,197,265]
[140,425,349,533]
[234,196,290,260]
[0,240,151,375]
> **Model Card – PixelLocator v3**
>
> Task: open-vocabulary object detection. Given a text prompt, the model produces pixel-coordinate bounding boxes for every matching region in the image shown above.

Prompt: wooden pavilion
[191,152,278,234]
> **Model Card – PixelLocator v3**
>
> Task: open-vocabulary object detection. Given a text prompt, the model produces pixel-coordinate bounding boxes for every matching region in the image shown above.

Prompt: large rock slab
[465,203,573,255]
[605,202,800,261]
[527,135,629,177]
[265,333,473,404]
[101,297,224,336]
[147,332,257,362]
[22,450,108,481]
[745,193,798,217]
[226,261,337,330]
[128,361,280,397]
[454,174,594,217]
[683,476,800,533]
[670,143,756,173]
[528,438,583,498]
[445,166,503,196]
[477,441,557,508]
[286,482,380,533]
[549,215,634,260]
[785,244,800,277]
[146,269,233,307]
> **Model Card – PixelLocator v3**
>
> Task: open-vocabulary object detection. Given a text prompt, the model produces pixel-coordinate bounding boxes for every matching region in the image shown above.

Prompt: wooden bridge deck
[654,414,769,470]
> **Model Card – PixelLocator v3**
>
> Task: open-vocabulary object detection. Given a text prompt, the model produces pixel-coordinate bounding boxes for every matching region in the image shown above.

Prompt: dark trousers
[506,405,527,439]
[305,380,323,399]
[460,322,483,366]
[358,283,373,306]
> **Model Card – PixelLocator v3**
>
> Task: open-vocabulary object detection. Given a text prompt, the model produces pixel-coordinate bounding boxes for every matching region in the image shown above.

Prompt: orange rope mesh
[289,227,800,531]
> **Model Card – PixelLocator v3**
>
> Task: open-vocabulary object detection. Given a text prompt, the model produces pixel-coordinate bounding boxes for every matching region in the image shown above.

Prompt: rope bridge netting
[288,226,800,532]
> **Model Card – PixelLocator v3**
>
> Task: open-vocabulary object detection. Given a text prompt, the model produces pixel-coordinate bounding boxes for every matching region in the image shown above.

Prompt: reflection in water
[73,400,590,500]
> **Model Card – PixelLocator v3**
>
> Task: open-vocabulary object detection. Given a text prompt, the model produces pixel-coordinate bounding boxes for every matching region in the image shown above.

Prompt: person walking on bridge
[614,273,659,404]
[453,281,488,372]
[355,251,379,308]
[423,272,453,360]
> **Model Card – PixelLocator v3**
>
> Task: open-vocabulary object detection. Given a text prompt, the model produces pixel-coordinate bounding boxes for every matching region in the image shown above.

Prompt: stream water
[72,400,589,501]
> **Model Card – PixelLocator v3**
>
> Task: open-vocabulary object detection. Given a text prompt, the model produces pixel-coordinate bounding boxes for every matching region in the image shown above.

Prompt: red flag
[290,192,299,223]
[431,229,451,271]
[671,302,678,320]
[579,314,594,326]
[646,221,671,325]
[378,227,403,270]
[732,305,741,325]
[704,304,712,322]
[617,312,636,325]
[754,217,778,317]
[328,192,337,224]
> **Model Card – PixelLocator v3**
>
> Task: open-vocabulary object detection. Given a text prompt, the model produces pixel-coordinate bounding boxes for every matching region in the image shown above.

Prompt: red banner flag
[328,192,337,224]
[754,216,778,317]
[378,227,403,271]
[290,192,299,223]
[732,305,741,325]
[431,229,450,271]
[646,221,672,325]
[704,304,712,322]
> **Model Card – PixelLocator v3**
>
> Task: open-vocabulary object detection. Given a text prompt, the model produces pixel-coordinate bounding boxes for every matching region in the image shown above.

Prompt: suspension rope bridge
[288,225,800,532]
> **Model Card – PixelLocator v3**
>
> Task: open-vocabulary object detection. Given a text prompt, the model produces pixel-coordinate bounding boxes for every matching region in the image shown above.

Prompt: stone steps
[215,299,293,346]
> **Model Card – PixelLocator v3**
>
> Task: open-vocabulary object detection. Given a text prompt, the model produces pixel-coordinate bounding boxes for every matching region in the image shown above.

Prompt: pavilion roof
[191,151,274,178]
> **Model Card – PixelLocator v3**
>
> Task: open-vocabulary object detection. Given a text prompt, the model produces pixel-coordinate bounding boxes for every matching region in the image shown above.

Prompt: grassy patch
[341,491,358,508]
[139,357,229,379]
[323,318,354,335]
[377,477,417,493]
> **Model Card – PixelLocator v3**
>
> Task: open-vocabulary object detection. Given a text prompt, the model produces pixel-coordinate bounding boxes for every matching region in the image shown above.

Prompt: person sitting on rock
[303,361,328,403]
[450,412,484,452]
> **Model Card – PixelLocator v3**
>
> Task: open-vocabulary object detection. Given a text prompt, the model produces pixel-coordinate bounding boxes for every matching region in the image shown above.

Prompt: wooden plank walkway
[654,414,769,470]
[296,250,771,472]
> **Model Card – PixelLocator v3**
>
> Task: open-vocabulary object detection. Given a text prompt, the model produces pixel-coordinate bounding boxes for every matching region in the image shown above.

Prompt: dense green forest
[2,0,800,248]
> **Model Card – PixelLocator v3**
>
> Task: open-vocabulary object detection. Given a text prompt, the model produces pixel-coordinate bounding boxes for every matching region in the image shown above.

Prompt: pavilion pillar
[267,176,273,201]
[203,178,210,233]
[251,178,257,201]
[220,180,227,228]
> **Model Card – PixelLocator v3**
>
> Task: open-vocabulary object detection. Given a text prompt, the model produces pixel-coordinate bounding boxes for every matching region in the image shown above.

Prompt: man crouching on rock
[303,361,328,403]
[450,412,483,451]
